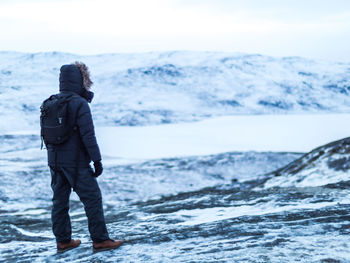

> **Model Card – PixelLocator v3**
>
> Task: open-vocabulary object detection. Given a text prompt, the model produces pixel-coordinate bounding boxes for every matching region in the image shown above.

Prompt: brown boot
[57,239,81,253]
[93,239,123,252]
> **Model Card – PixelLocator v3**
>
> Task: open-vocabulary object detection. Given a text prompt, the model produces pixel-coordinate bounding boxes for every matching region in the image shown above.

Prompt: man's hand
[93,160,103,177]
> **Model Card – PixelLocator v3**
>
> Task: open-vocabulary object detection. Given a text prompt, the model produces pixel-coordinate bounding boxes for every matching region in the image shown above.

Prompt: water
[1,134,349,262]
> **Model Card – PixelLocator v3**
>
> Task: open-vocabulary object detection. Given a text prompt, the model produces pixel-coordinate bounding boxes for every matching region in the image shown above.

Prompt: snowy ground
[2,115,350,262]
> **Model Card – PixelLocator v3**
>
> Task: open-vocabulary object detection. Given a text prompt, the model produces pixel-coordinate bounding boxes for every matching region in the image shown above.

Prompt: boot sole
[57,244,80,254]
[93,243,123,253]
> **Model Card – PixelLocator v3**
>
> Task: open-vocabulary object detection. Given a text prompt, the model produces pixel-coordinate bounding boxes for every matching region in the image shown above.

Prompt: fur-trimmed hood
[59,62,94,103]
[73,61,93,91]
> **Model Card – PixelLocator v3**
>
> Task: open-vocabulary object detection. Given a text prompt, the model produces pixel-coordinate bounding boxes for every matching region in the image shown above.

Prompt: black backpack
[40,94,75,148]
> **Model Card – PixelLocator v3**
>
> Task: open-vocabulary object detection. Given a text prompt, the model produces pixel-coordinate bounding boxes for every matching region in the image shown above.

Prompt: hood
[59,64,84,95]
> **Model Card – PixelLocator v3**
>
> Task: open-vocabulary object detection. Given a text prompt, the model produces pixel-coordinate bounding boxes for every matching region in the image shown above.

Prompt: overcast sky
[0,0,349,61]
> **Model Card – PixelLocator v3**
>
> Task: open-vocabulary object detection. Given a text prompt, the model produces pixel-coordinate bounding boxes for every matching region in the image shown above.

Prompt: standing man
[42,62,123,253]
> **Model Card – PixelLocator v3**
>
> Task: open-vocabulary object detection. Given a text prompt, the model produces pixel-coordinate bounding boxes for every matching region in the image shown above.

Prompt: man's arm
[76,101,102,162]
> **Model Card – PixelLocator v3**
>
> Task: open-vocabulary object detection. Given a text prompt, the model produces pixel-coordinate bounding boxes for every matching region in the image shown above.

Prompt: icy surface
[2,128,350,262]
[9,113,350,161]
[97,113,350,159]
[0,133,304,262]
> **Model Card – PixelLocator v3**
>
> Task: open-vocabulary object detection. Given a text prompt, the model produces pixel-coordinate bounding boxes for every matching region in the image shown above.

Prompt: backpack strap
[40,136,44,150]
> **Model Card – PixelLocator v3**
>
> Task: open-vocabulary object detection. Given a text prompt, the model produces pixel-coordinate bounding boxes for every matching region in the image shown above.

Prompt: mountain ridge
[0,50,349,132]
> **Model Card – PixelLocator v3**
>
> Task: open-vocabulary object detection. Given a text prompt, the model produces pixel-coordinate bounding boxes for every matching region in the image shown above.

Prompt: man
[45,63,123,253]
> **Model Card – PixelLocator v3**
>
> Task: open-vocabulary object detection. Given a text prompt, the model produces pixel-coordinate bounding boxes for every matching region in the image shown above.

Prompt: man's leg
[50,166,72,243]
[62,166,109,242]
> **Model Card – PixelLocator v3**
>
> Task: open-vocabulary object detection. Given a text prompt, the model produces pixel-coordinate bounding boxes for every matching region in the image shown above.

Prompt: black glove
[93,160,103,177]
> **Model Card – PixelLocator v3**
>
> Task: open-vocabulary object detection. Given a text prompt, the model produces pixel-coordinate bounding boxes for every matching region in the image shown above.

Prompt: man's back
[46,63,122,253]
[46,92,101,168]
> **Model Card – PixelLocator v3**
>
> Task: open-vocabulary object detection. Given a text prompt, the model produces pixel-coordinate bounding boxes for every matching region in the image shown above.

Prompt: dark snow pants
[50,166,109,243]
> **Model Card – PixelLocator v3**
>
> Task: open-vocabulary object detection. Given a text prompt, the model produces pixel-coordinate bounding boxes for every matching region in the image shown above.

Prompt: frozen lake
[97,113,350,160]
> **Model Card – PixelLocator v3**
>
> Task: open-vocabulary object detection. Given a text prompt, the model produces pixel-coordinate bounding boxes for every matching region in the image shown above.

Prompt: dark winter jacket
[47,65,101,167]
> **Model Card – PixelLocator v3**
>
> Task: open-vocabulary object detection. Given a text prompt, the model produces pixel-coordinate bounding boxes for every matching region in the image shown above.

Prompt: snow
[1,51,350,132]
[174,201,339,226]
[2,51,350,262]
[263,158,350,188]
[97,113,350,160]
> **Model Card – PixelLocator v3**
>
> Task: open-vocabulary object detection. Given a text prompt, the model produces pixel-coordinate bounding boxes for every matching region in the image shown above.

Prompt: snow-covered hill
[264,136,350,188]
[0,51,349,132]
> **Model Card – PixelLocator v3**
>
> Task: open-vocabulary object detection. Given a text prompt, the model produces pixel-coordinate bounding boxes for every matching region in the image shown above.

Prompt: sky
[0,0,349,61]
